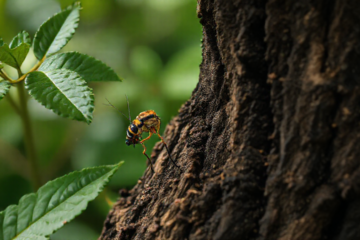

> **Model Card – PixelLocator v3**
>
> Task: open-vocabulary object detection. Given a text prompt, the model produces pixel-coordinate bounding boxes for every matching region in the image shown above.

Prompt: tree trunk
[99,0,360,239]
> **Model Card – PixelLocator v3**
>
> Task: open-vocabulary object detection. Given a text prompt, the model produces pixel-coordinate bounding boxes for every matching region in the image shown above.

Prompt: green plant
[0,2,121,190]
[0,3,123,239]
[0,162,123,240]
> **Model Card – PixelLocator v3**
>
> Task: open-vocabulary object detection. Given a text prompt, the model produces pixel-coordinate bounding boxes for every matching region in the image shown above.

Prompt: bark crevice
[100,0,360,239]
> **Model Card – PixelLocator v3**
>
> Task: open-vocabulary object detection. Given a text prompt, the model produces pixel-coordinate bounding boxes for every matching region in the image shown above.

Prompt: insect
[105,96,181,173]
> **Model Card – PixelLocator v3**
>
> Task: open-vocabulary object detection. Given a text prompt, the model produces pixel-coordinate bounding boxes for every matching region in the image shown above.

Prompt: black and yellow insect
[106,97,180,173]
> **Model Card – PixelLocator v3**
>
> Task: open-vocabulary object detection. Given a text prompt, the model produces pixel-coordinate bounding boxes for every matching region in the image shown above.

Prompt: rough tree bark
[99,0,360,239]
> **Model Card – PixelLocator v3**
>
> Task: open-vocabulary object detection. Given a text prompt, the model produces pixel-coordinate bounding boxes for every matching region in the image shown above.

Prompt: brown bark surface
[99,0,360,239]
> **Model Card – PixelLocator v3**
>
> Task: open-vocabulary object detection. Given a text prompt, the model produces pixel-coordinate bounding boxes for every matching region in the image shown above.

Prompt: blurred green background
[0,0,201,239]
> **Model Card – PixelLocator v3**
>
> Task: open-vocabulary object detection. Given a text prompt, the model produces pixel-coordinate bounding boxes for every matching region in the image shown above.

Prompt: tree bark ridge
[100,0,271,239]
[100,0,360,240]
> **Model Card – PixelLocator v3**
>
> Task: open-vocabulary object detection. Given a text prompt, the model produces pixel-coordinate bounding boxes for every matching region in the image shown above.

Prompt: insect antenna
[125,94,131,122]
[104,98,131,123]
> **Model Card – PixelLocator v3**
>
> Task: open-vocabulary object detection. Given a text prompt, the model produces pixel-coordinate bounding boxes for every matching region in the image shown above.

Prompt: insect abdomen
[126,129,134,139]
[130,123,138,134]
[139,114,155,122]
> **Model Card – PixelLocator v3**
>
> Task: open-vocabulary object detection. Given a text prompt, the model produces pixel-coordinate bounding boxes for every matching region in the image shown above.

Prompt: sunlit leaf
[33,2,81,60]
[0,81,11,101]
[9,31,31,49]
[25,69,94,124]
[0,43,30,69]
[0,162,123,240]
[39,52,122,82]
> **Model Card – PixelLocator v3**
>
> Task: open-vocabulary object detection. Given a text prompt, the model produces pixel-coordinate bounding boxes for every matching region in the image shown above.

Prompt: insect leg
[140,132,153,143]
[141,142,154,173]
[155,130,181,171]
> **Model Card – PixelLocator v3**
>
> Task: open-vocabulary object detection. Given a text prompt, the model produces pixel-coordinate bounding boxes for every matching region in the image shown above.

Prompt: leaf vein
[14,168,114,238]
[42,71,86,119]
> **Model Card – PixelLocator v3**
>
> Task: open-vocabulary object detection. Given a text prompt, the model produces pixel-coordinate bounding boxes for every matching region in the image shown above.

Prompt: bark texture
[99,0,360,239]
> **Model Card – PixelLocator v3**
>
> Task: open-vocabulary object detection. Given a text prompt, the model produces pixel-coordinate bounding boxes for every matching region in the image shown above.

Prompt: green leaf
[0,162,123,240]
[25,69,94,124]
[17,235,48,240]
[0,43,30,69]
[0,38,3,47]
[0,81,11,101]
[39,52,122,82]
[33,2,81,60]
[9,31,31,49]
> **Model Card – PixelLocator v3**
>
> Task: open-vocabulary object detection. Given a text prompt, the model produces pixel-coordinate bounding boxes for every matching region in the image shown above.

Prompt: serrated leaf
[39,52,122,82]
[33,3,81,60]
[0,43,30,69]
[25,69,94,124]
[0,81,11,101]
[9,31,31,49]
[0,162,123,240]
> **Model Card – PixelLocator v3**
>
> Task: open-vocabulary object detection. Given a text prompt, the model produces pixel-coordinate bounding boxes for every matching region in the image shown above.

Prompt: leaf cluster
[0,3,125,240]
[0,2,121,124]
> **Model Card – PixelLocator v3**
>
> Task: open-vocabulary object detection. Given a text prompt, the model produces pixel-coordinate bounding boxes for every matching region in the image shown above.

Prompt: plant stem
[13,57,45,83]
[0,69,12,81]
[17,81,41,190]
[6,92,21,116]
